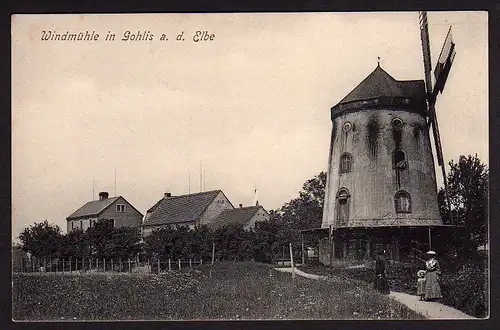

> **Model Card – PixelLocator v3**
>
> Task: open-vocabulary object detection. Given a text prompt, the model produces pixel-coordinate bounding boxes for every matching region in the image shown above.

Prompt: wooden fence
[17,257,204,274]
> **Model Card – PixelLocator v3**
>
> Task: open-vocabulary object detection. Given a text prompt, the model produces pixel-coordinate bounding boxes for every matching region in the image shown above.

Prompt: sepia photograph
[11,11,488,321]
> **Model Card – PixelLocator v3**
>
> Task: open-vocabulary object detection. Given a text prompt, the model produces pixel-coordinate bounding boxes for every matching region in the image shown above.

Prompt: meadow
[12,261,423,321]
[299,258,488,318]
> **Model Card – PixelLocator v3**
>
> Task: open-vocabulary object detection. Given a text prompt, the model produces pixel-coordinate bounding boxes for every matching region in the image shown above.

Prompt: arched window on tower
[393,149,407,170]
[394,190,411,213]
[336,188,350,226]
[339,153,352,174]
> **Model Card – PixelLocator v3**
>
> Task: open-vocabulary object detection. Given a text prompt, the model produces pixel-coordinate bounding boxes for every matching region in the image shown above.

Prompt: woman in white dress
[424,251,443,301]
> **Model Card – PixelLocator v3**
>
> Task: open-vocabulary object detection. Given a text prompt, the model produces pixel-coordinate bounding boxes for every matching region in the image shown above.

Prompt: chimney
[99,192,109,201]
[239,204,243,208]
[164,192,172,198]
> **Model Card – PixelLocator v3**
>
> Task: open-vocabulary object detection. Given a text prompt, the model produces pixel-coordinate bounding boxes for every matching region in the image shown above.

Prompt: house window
[116,204,126,212]
[393,149,407,170]
[71,221,74,231]
[339,153,352,174]
[80,220,83,229]
[395,190,412,213]
[336,188,350,226]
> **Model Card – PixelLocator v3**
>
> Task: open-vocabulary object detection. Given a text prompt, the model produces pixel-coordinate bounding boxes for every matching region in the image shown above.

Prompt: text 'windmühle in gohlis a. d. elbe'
[40,30,216,42]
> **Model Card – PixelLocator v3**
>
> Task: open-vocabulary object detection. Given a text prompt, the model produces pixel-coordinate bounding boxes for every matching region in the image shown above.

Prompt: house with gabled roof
[66,192,143,233]
[209,205,270,231]
[142,190,234,236]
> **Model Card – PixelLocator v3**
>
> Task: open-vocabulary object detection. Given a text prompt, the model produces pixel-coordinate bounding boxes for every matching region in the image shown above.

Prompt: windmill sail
[419,11,444,167]
[434,27,456,94]
[419,11,454,223]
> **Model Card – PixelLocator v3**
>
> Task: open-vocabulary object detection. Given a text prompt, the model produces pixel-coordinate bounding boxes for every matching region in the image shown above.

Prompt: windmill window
[336,188,350,226]
[391,117,404,130]
[395,191,412,213]
[343,122,352,132]
[339,153,352,173]
[393,150,407,170]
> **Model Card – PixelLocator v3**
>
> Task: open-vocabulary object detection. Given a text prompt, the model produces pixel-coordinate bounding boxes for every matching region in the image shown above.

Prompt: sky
[11,12,488,241]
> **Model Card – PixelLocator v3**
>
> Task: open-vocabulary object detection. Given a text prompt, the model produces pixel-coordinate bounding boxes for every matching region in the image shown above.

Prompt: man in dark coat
[373,250,390,294]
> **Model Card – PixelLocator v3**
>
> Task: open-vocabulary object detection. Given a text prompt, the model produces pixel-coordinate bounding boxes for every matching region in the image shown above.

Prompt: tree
[18,220,63,259]
[190,225,213,260]
[213,224,255,261]
[59,228,90,259]
[85,220,115,258]
[439,155,488,257]
[273,171,327,252]
[279,171,326,231]
[106,226,142,260]
[253,212,287,262]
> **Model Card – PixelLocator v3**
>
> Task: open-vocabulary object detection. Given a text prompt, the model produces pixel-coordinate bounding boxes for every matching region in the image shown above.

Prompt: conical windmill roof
[331,64,427,117]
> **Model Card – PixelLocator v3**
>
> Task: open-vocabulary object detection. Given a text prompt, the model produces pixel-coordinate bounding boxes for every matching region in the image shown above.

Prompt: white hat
[426,251,436,255]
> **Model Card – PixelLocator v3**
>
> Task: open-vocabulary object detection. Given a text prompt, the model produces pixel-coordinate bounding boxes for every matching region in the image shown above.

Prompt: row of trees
[18,220,143,260]
[18,155,488,262]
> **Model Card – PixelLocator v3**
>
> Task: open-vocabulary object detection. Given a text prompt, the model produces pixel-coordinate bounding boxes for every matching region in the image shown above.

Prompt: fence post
[69,257,72,273]
[200,258,203,266]
[212,243,215,265]
[103,258,106,272]
[301,232,305,266]
[128,258,131,273]
[96,258,99,272]
[189,259,192,269]
[111,259,114,272]
[168,259,171,271]
[62,259,65,274]
[289,243,295,279]
[157,258,160,275]
[43,258,46,272]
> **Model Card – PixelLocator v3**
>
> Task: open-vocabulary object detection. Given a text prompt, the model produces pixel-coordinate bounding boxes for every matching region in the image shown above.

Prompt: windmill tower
[320,12,456,261]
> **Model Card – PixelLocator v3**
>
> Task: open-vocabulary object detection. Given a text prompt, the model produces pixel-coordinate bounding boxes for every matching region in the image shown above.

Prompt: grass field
[12,261,424,320]
[299,259,488,318]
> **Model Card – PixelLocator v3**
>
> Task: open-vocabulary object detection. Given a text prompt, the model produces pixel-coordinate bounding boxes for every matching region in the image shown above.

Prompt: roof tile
[143,190,221,226]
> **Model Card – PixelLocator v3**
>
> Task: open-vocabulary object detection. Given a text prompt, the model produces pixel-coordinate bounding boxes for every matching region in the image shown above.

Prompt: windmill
[418,11,456,223]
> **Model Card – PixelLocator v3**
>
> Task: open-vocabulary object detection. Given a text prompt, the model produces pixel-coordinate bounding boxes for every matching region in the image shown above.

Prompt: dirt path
[388,291,474,319]
[274,267,475,320]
